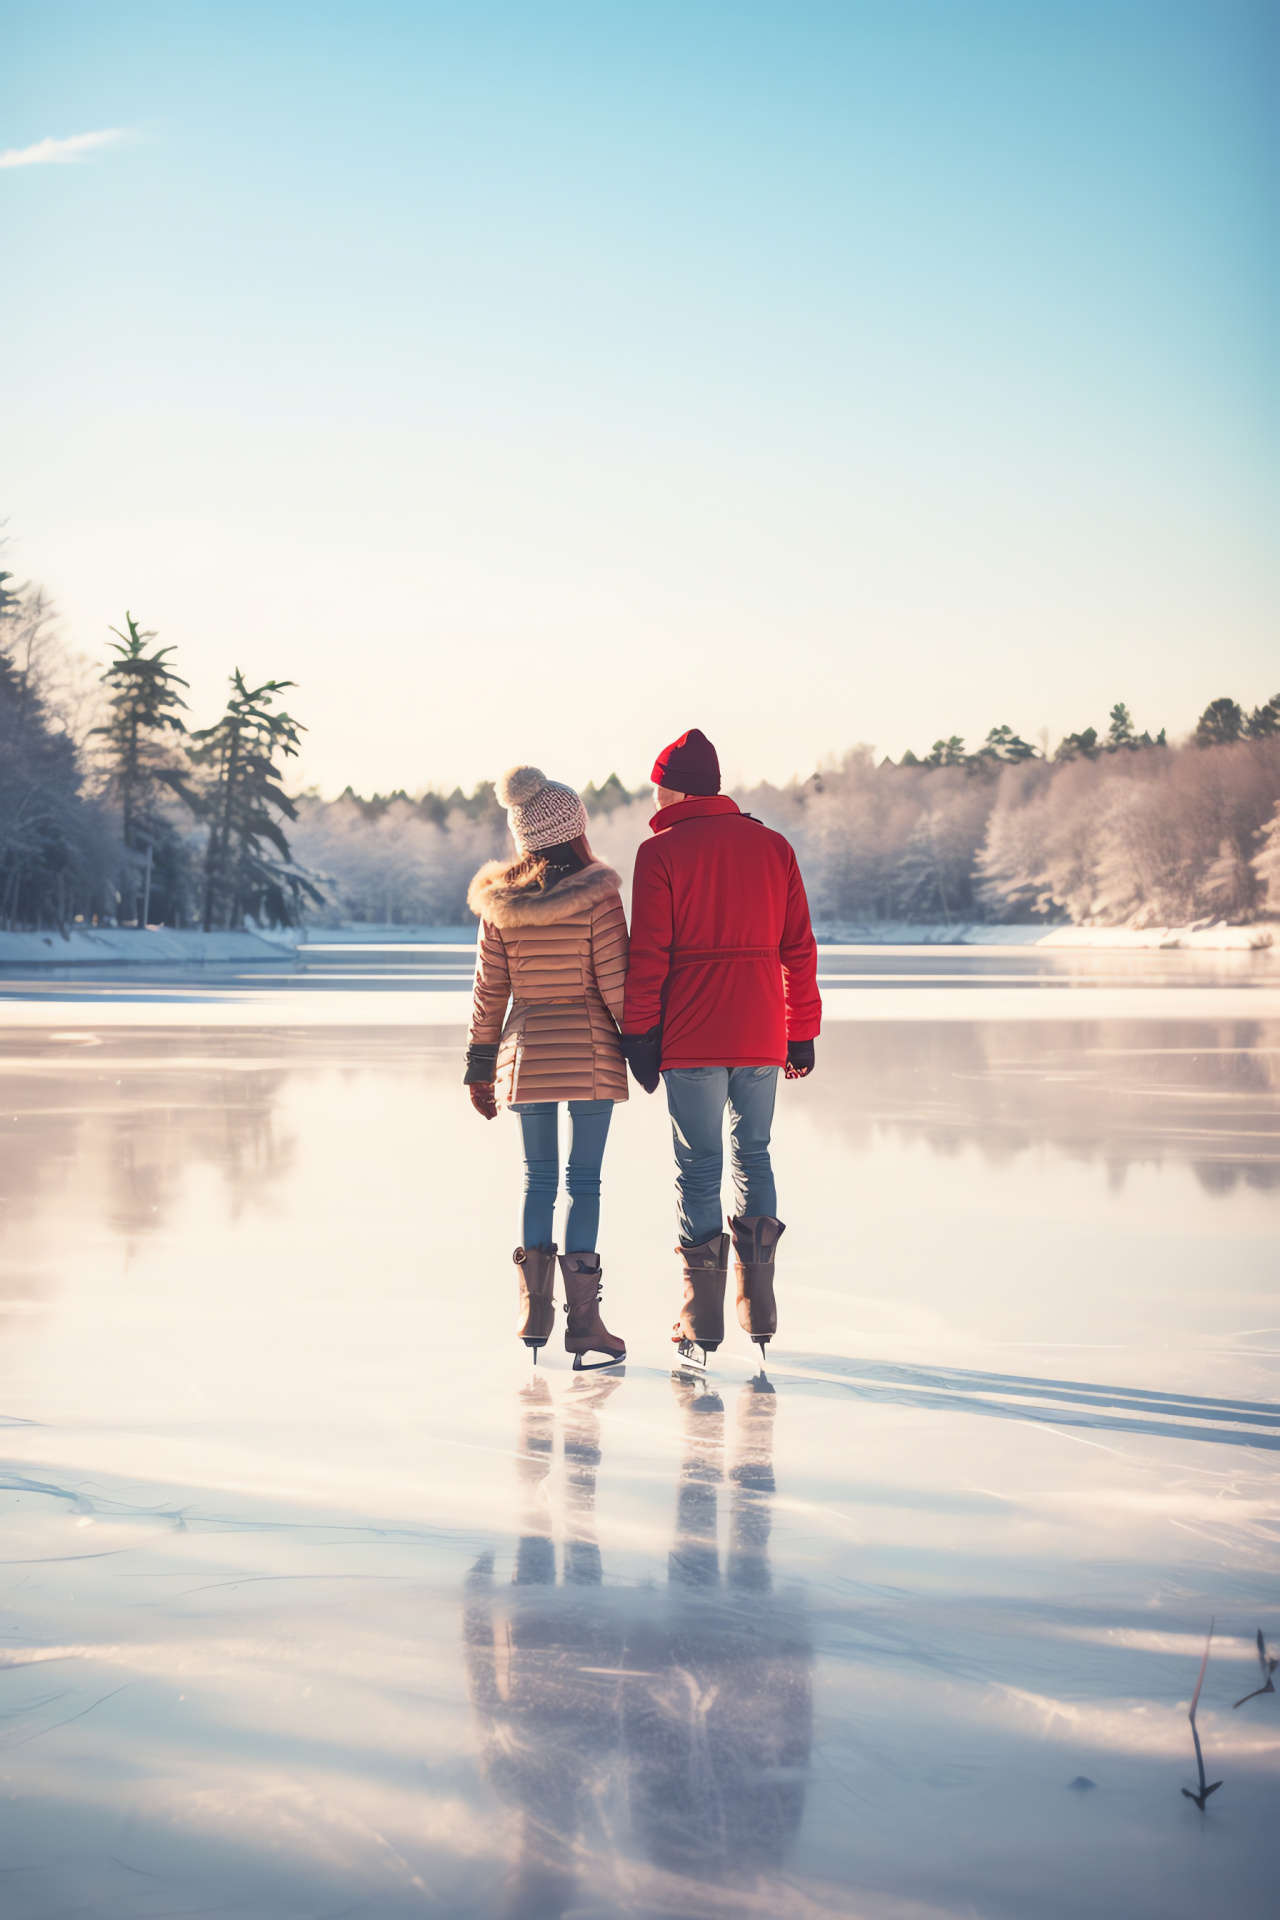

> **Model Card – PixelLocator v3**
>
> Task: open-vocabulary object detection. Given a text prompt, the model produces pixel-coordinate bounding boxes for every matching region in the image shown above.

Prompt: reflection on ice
[1232,1631,1278,1711]
[800,1019,1280,1190]
[466,1374,811,1914]
[1181,1624,1224,1810]
[0,1013,1277,1915]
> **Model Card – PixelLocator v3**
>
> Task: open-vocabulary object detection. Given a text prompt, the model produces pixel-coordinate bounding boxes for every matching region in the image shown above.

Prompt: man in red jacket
[622,728,821,1360]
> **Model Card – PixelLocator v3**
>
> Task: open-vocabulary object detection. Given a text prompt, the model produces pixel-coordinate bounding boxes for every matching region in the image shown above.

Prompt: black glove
[463,1043,498,1086]
[785,1038,815,1080]
[622,1026,662,1094]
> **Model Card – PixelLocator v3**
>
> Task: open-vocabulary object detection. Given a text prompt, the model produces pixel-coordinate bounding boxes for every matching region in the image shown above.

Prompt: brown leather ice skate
[513,1244,557,1355]
[673,1231,730,1356]
[729,1214,785,1352]
[559,1253,626,1371]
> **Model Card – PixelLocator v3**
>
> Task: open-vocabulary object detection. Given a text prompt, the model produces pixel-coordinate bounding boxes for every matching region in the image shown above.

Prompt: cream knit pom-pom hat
[496,765,589,853]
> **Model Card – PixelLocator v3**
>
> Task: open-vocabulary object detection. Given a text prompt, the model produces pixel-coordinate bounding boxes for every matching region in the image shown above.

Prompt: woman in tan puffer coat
[464,765,628,1368]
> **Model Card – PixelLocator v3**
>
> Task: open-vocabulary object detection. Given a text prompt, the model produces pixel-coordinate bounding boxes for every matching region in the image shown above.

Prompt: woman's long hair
[501,834,593,893]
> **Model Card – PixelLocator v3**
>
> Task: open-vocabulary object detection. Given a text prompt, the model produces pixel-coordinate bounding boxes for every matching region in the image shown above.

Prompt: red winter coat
[623,795,822,1069]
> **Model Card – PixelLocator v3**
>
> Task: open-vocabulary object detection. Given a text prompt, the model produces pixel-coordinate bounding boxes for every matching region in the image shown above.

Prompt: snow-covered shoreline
[0,927,300,965]
[809,922,1277,950]
[1,919,1275,966]
[0,926,464,965]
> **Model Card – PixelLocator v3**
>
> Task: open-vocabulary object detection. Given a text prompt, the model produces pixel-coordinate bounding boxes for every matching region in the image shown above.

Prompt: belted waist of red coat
[668,946,779,967]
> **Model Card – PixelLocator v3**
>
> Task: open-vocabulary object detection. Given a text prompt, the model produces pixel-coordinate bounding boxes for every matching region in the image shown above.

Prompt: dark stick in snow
[1181,1618,1223,1810]
[1231,1629,1277,1710]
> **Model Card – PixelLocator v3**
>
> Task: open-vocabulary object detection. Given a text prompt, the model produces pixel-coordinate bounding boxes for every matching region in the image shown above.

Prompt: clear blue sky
[3,0,1276,795]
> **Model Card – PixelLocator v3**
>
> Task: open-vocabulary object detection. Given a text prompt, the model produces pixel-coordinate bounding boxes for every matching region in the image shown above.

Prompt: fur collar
[467,858,622,928]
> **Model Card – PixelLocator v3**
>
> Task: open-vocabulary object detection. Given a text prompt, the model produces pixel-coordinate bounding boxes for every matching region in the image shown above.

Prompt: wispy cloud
[0,129,128,170]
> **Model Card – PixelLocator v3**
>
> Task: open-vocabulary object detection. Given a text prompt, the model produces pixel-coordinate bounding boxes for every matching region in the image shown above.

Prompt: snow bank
[813,921,1278,950]
[0,928,299,965]
[297,925,475,946]
[1037,923,1276,951]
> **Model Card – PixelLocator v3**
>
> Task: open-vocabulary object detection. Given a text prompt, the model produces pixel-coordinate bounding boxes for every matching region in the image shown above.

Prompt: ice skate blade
[571,1350,626,1372]
[672,1337,716,1372]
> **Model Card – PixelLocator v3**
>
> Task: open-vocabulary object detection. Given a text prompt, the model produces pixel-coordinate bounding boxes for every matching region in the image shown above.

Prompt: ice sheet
[0,1008,1276,1917]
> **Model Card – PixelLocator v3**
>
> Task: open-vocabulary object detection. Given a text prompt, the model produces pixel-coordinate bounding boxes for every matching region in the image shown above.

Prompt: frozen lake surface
[0,965,1277,1917]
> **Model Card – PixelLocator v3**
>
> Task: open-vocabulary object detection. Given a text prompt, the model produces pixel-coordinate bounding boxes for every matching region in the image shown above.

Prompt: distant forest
[3,567,1279,932]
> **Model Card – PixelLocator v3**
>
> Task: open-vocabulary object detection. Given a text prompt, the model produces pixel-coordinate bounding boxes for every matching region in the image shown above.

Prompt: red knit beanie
[651,728,721,797]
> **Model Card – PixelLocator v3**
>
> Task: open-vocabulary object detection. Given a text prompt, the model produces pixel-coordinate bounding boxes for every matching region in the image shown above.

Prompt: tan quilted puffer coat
[466,859,629,1106]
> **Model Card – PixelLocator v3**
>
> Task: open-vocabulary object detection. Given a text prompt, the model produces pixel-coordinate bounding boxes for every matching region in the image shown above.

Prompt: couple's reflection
[464,1371,813,1914]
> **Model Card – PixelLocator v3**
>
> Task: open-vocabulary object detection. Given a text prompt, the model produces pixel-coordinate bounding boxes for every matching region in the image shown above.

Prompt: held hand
[621,1027,662,1095]
[469,1081,499,1120]
[785,1039,815,1080]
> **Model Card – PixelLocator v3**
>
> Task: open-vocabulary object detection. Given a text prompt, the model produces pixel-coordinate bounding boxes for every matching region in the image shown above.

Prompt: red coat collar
[649,794,740,834]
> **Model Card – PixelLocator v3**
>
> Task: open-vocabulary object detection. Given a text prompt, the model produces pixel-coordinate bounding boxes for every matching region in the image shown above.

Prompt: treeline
[3,563,1278,931]
[288,698,1280,931]
[0,569,621,932]
[748,711,1280,928]
[287,772,639,924]
[0,572,319,931]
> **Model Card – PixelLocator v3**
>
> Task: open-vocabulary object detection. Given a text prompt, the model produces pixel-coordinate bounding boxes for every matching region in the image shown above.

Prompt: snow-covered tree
[1251,805,1280,916]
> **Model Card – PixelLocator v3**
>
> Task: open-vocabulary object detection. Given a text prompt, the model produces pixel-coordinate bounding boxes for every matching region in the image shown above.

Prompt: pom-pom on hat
[650,728,720,797]
[496,765,589,852]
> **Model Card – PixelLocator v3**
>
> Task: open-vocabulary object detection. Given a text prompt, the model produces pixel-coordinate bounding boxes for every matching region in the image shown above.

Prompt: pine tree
[925,736,967,768]
[1195,697,1245,747]
[978,724,1038,764]
[188,672,322,930]
[95,614,189,842]
[93,613,191,923]
[1055,726,1100,761]
[1245,694,1280,739]
[1107,702,1136,749]
[1104,702,1164,751]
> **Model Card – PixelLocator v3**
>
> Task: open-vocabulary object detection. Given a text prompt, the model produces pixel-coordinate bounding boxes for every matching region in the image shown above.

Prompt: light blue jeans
[511,1099,615,1253]
[663,1066,779,1247]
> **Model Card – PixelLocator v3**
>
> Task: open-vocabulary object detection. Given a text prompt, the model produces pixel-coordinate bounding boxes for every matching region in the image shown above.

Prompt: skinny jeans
[511,1099,615,1254]
[663,1065,779,1247]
